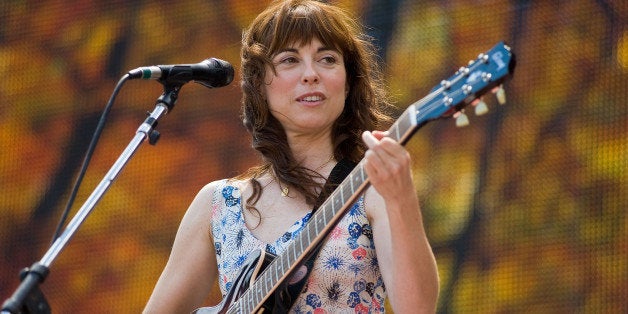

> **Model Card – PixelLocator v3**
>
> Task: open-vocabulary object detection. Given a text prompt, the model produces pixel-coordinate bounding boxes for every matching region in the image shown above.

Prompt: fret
[256,282,263,303]
[279,253,286,275]
[359,164,365,183]
[342,184,355,203]
[338,184,344,207]
[306,222,313,244]
[254,278,272,304]
[392,108,409,142]
[269,261,279,283]
[291,243,297,264]
[238,295,247,314]
[249,290,256,310]
[332,191,341,214]
[268,268,275,287]
[278,244,294,271]
[267,273,273,291]
[247,289,254,306]
[349,172,354,194]
[322,203,331,217]
[352,167,362,187]
[324,199,335,226]
[285,249,293,271]
[334,185,345,201]
[316,212,325,232]
[288,242,297,264]
[262,276,269,300]
[313,212,319,234]
[295,240,302,260]
[248,295,254,313]
[393,120,400,142]
[274,260,280,282]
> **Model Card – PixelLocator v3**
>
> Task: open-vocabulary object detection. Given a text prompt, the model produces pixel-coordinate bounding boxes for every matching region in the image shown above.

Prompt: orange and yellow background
[0,1,626,313]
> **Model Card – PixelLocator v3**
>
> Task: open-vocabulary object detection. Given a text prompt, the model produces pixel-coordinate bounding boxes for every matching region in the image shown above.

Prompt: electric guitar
[194,41,516,313]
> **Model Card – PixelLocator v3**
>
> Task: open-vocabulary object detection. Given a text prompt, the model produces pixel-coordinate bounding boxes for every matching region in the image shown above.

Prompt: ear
[259,75,272,100]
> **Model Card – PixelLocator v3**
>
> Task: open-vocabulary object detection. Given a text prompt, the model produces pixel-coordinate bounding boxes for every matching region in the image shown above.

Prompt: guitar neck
[229,104,422,313]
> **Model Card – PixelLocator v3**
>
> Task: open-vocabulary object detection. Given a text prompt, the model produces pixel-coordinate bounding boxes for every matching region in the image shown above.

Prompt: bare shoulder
[192,179,237,207]
[182,179,230,228]
[187,178,249,221]
[198,179,228,198]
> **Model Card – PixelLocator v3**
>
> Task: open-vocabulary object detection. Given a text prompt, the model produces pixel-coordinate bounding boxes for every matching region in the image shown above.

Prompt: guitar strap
[272,158,357,312]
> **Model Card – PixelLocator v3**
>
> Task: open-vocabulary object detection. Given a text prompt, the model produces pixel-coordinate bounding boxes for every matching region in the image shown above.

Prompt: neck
[286,131,335,171]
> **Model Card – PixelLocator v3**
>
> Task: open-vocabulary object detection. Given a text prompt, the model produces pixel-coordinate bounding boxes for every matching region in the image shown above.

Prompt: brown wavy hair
[236,0,394,211]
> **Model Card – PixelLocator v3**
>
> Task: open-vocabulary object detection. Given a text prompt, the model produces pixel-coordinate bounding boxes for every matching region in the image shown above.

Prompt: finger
[373,137,405,160]
[362,131,384,177]
[371,130,389,140]
[362,130,379,148]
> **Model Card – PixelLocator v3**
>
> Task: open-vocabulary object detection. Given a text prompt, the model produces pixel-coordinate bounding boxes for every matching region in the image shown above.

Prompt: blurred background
[0,0,625,313]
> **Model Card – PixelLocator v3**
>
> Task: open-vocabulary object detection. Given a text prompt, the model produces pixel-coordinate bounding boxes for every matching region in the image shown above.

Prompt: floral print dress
[210,179,387,313]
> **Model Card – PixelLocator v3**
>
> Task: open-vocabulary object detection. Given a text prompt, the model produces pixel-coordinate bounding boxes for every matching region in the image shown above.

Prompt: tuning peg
[496,85,506,105]
[474,99,489,116]
[455,111,470,127]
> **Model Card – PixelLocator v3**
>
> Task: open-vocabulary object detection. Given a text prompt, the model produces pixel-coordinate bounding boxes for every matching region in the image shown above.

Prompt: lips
[296,92,326,103]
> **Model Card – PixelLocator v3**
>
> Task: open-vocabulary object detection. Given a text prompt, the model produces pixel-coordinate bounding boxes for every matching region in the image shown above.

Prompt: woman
[144,0,439,313]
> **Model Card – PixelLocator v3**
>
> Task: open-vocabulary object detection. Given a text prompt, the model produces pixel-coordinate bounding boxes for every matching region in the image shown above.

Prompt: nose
[301,62,319,84]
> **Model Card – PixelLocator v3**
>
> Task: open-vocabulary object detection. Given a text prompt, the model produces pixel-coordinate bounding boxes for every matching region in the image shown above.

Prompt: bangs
[264,1,354,56]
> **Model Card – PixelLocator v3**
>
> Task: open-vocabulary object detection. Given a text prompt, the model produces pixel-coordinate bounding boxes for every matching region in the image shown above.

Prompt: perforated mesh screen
[0,1,625,312]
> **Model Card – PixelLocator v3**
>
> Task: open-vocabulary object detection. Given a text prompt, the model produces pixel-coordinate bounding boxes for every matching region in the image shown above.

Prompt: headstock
[418,42,516,127]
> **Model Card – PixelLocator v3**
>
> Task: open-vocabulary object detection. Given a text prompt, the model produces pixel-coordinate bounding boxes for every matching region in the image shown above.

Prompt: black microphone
[128,57,234,88]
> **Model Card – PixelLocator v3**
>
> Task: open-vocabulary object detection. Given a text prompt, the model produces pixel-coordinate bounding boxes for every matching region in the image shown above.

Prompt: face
[263,38,347,138]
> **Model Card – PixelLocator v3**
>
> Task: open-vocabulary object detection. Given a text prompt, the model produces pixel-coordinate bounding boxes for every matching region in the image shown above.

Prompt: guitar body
[193,249,275,314]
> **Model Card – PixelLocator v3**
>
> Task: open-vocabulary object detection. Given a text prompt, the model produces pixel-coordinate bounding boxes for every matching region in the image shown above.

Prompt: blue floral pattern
[209,179,386,313]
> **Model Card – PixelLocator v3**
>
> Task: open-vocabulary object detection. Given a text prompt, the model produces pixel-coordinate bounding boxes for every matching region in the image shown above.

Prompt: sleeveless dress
[209,179,387,313]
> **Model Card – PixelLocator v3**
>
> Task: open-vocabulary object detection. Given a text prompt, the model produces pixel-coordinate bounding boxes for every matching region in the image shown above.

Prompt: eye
[320,56,337,64]
[284,57,298,63]
[279,56,299,64]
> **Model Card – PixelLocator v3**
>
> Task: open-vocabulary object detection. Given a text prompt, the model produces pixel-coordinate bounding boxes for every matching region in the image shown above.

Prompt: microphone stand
[1,84,181,313]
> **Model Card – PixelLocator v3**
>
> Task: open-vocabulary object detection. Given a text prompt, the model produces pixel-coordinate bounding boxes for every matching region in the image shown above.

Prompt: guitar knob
[496,85,506,105]
[455,111,470,127]
[474,99,489,116]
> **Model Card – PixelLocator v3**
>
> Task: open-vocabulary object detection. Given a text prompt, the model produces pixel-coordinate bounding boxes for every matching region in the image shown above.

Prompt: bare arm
[362,130,440,313]
[143,182,220,314]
